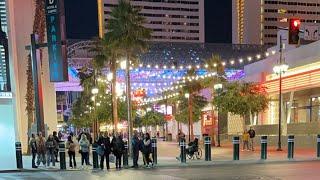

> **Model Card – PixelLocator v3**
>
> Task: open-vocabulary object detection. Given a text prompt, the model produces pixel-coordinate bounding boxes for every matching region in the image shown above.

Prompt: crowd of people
[28,130,155,170]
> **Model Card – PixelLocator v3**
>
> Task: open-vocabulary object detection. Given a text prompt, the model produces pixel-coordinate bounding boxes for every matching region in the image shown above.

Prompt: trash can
[167,133,172,141]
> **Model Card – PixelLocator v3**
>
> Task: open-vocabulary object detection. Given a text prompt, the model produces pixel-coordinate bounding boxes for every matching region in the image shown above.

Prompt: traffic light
[288,18,300,44]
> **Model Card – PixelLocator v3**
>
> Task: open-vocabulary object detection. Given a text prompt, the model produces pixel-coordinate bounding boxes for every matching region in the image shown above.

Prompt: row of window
[104,11,199,19]
[132,0,199,5]
[265,9,320,15]
[149,21,199,26]
[143,6,199,12]
[265,1,320,7]
[152,35,199,40]
[153,28,199,33]
[264,34,277,38]
[265,18,320,23]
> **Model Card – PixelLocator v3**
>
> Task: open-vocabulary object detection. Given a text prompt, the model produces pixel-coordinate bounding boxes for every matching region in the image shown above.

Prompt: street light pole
[185,93,191,142]
[214,83,223,147]
[273,36,289,151]
[124,57,133,155]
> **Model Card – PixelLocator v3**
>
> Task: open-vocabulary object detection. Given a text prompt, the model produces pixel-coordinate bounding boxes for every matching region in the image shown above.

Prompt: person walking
[36,132,46,166]
[29,133,38,168]
[248,127,256,151]
[79,134,90,169]
[242,130,249,151]
[131,131,141,168]
[142,133,153,168]
[111,133,125,169]
[53,131,60,162]
[97,132,111,170]
[66,135,77,169]
[46,135,57,167]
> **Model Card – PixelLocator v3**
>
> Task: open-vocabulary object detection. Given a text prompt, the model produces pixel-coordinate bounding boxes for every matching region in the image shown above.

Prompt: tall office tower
[98,0,205,43]
[232,0,320,45]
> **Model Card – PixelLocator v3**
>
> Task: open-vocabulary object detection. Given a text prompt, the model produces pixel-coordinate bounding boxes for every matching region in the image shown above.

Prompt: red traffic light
[293,19,300,27]
[288,18,300,44]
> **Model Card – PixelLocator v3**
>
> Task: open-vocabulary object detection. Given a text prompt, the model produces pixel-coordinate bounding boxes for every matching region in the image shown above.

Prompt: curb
[1,158,319,173]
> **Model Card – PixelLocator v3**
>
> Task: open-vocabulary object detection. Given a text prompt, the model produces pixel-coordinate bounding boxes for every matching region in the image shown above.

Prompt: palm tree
[105,0,151,150]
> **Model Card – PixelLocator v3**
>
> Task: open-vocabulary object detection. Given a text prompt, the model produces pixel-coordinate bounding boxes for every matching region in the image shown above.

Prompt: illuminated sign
[45,0,68,82]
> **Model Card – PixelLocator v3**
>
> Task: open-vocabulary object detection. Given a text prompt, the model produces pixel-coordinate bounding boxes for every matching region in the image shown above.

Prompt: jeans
[32,151,37,167]
[37,153,46,166]
[100,153,110,170]
[68,151,76,168]
[250,138,254,151]
[54,149,59,161]
[133,150,139,167]
[81,152,89,165]
[115,154,122,168]
[47,151,55,166]
[243,140,249,150]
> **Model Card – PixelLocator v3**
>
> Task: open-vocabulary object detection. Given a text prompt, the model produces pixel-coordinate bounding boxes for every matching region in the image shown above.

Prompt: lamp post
[214,83,223,147]
[273,38,289,151]
[91,87,99,141]
[184,93,191,142]
[107,73,115,133]
[122,59,133,155]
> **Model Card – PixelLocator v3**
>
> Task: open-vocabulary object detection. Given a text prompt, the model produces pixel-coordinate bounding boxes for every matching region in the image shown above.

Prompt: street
[1,161,320,180]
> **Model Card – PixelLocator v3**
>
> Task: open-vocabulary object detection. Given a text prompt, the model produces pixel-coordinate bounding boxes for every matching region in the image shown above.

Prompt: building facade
[99,0,205,42]
[241,37,320,147]
[0,0,58,162]
[232,0,320,45]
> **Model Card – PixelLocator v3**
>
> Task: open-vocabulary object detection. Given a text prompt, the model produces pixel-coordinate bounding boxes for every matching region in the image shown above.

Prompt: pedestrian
[79,134,90,169]
[242,130,249,151]
[131,130,140,168]
[66,135,77,168]
[53,131,60,162]
[248,127,256,151]
[29,133,38,168]
[97,132,111,170]
[142,133,153,168]
[36,132,46,166]
[46,135,57,167]
[111,133,125,169]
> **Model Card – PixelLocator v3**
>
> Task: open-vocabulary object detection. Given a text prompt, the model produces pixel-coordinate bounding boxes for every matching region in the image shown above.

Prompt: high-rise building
[232,0,320,45]
[98,0,205,43]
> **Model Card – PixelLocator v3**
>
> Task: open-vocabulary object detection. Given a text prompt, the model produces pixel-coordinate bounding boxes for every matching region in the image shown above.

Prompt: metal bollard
[317,135,320,158]
[59,142,66,170]
[92,143,99,169]
[233,136,240,160]
[204,136,211,161]
[260,136,268,160]
[123,141,128,167]
[15,142,23,169]
[287,135,294,159]
[151,138,157,165]
[180,139,186,163]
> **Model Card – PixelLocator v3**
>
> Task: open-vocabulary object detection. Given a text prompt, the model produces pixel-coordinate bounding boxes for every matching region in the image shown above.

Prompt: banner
[45,0,68,82]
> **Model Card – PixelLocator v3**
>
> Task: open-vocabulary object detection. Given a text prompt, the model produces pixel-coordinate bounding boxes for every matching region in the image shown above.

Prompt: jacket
[97,136,111,154]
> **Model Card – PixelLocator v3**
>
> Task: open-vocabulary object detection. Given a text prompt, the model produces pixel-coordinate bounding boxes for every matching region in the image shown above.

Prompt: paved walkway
[1,140,319,171]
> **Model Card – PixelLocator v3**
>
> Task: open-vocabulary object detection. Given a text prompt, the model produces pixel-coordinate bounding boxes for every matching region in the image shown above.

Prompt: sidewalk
[1,140,319,172]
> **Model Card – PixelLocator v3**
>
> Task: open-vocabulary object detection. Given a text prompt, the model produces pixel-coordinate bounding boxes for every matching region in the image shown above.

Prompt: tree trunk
[188,95,194,142]
[111,64,118,132]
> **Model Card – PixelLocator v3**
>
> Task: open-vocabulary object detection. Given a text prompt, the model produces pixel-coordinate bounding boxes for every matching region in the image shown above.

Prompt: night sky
[64,0,232,43]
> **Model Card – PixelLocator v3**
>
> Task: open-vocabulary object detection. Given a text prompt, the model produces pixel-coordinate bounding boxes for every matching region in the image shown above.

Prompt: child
[242,130,249,151]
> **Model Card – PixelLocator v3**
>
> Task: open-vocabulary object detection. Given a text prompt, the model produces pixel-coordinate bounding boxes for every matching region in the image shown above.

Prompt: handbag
[109,153,115,163]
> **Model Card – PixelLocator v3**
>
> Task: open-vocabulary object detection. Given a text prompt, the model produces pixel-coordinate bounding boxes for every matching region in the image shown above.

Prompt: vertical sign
[45,0,68,82]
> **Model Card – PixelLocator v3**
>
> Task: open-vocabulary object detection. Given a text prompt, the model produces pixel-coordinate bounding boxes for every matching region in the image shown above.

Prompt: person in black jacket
[111,133,125,169]
[142,133,153,168]
[29,133,38,168]
[97,132,111,170]
[248,127,256,151]
[53,131,60,162]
